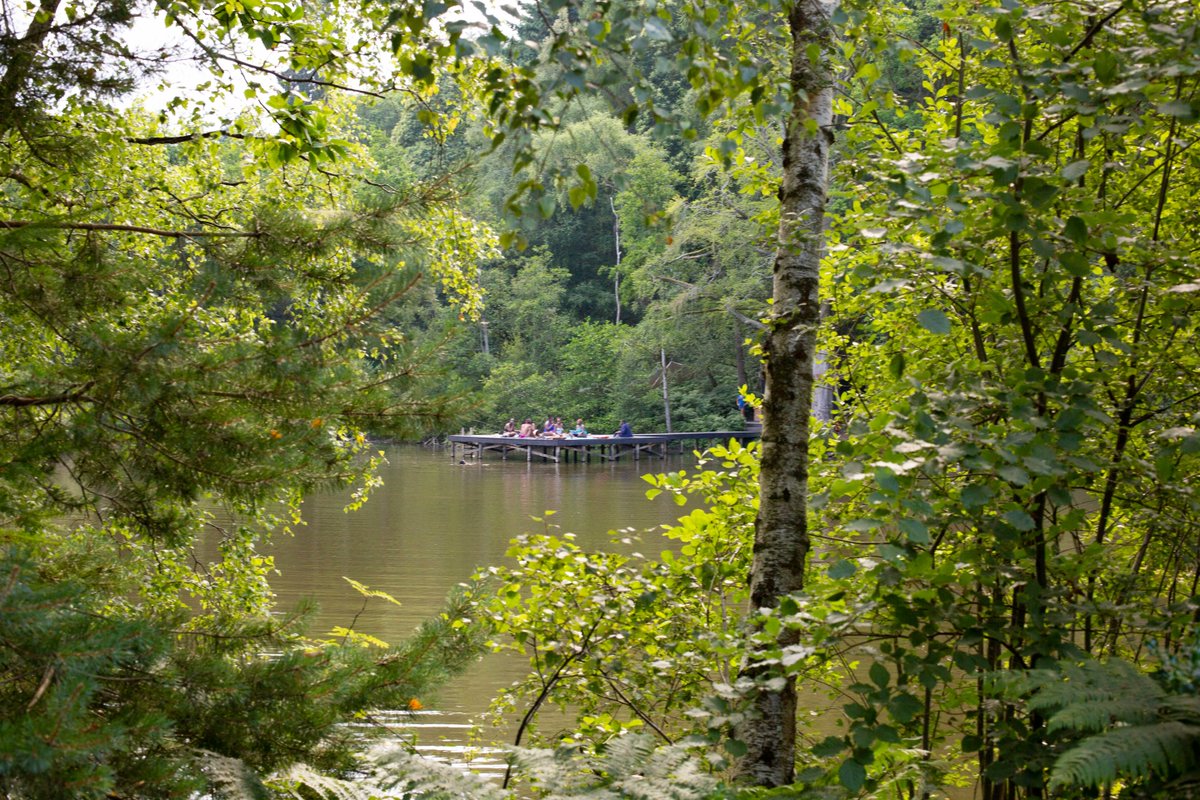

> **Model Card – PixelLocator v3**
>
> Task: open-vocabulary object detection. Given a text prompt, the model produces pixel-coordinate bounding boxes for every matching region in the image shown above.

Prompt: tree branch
[0,221,260,238]
[127,130,251,145]
[1065,2,1127,61]
[0,382,95,407]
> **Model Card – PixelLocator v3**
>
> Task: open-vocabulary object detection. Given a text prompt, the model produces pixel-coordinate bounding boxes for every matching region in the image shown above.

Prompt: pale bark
[736,0,836,787]
[611,194,622,325]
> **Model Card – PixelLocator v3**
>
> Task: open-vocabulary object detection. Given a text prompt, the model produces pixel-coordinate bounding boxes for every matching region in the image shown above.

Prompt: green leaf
[870,661,890,689]
[813,735,846,758]
[1159,100,1198,121]
[888,692,925,724]
[643,16,672,41]
[961,484,993,510]
[828,559,857,580]
[918,309,951,334]
[899,518,930,544]
[1003,509,1036,531]
[855,62,880,81]
[1061,161,1090,181]
[1093,51,1117,82]
[1064,216,1088,244]
[998,465,1029,485]
[839,758,866,791]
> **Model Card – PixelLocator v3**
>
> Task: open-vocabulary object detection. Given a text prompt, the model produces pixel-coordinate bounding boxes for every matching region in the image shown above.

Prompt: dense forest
[1,0,1199,798]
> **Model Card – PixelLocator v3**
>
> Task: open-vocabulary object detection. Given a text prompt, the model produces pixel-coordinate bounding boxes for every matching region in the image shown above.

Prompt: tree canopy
[1,0,490,795]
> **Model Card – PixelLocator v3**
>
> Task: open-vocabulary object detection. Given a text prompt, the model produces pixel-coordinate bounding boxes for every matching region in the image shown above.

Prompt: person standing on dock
[614,420,632,437]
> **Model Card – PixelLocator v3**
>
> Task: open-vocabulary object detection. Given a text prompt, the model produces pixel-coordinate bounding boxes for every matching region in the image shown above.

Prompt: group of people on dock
[500,417,633,439]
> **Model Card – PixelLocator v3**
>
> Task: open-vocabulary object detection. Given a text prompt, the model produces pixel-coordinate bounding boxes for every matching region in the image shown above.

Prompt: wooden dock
[447,430,760,463]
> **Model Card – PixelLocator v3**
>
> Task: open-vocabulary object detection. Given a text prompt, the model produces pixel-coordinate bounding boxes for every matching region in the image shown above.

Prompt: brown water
[262,444,696,774]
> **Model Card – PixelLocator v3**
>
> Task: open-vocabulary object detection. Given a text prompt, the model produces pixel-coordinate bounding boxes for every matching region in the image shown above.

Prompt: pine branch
[0,221,260,237]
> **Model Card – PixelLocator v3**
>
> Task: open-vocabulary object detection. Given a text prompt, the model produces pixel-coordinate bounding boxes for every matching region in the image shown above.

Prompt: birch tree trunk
[735,0,836,787]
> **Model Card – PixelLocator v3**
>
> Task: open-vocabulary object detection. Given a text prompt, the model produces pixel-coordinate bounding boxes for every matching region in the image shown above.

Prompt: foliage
[0,544,484,798]
[552,322,627,431]
[1017,656,1200,797]
[270,734,717,800]
[470,441,760,748]
[694,0,1200,793]
[0,0,497,795]
[463,0,1200,795]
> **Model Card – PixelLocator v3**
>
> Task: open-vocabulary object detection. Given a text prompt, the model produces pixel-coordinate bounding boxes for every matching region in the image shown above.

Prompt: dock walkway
[448,430,760,463]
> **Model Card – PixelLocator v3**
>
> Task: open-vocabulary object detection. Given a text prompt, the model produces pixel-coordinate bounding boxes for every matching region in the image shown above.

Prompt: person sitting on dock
[613,420,633,437]
[570,419,588,437]
[519,418,536,438]
[543,418,567,439]
[502,418,517,436]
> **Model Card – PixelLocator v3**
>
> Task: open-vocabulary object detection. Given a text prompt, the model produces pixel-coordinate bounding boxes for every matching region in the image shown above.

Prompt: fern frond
[1048,721,1200,790]
[510,733,716,799]
[270,764,375,800]
[1025,660,1164,733]
[1045,696,1162,734]
[368,745,505,799]
[271,746,504,800]
[198,750,268,800]
[1163,696,1200,721]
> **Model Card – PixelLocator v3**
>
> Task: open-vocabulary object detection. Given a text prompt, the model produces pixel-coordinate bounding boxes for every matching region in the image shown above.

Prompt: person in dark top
[614,420,633,437]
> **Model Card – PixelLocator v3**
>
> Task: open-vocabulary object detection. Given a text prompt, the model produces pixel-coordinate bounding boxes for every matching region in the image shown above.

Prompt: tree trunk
[611,194,622,325]
[734,316,747,390]
[735,0,835,787]
[660,347,673,433]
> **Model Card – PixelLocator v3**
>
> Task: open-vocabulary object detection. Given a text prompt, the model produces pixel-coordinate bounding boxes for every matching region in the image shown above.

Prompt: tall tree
[738,0,837,785]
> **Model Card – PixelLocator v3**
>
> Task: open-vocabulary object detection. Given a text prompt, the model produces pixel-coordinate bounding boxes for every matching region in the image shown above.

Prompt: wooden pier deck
[447,430,760,463]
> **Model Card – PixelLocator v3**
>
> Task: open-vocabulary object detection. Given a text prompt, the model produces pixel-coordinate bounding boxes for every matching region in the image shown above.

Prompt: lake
[263,444,699,773]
